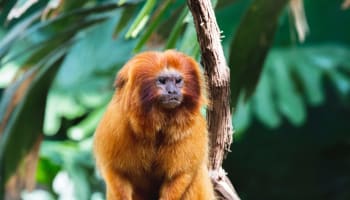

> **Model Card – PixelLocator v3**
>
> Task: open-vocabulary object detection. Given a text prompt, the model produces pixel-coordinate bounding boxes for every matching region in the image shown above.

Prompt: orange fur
[93,50,215,200]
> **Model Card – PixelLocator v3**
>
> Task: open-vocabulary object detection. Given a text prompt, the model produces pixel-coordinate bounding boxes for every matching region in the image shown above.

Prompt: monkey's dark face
[118,51,204,114]
[156,70,184,109]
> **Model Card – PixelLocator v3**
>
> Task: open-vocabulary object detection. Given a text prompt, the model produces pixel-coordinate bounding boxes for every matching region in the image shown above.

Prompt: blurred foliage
[0,0,350,199]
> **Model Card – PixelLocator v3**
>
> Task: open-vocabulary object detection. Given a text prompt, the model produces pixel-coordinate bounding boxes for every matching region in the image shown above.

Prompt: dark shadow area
[227,83,350,200]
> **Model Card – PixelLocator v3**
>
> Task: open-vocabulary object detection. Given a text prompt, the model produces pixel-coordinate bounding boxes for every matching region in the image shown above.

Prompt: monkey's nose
[166,84,179,94]
[167,89,178,94]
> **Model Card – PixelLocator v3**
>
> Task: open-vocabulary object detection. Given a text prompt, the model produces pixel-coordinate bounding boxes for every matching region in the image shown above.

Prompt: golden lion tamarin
[93,50,215,200]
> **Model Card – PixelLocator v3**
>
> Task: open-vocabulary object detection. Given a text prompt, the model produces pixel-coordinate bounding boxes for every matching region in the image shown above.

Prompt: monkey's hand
[159,172,193,200]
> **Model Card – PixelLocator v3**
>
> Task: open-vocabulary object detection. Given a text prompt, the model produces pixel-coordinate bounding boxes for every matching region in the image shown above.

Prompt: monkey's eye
[157,77,166,84]
[175,77,183,84]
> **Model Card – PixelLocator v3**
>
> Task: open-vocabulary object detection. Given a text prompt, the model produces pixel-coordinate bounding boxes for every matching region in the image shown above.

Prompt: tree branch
[186,0,240,199]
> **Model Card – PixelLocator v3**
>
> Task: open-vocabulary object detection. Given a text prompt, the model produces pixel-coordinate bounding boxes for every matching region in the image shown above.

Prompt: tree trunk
[186,0,240,199]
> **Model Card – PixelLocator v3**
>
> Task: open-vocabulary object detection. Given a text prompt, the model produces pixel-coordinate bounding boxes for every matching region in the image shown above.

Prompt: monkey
[93,50,215,200]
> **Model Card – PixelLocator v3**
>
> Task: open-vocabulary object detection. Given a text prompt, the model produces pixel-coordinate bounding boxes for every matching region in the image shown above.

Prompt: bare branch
[186,0,240,199]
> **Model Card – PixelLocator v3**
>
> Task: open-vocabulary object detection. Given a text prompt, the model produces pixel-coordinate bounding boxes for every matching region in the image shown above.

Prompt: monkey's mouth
[160,95,183,109]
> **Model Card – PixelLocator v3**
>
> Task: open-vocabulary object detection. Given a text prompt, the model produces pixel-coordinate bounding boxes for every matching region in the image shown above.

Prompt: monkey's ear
[114,64,130,88]
[114,74,126,88]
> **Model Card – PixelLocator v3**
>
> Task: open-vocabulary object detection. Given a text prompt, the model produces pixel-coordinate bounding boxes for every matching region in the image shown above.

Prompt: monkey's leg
[103,169,133,200]
[182,166,216,200]
[159,172,193,200]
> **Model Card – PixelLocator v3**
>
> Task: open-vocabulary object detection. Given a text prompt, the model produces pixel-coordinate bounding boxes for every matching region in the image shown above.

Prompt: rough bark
[186,0,240,199]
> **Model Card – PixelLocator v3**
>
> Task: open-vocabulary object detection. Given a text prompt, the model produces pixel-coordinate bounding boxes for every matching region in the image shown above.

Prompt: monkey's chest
[119,131,170,171]
[115,130,175,184]
[118,144,166,197]
[121,142,166,173]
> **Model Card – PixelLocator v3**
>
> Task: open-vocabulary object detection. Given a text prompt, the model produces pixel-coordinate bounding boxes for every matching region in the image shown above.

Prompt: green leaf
[164,8,188,49]
[44,15,134,136]
[179,15,199,58]
[44,92,86,136]
[36,157,61,186]
[125,0,157,39]
[271,55,306,126]
[32,1,125,30]
[54,15,135,89]
[17,2,127,39]
[252,67,281,128]
[113,5,138,38]
[0,49,66,190]
[39,141,77,166]
[0,4,116,60]
[6,0,40,21]
[66,161,91,200]
[67,106,107,141]
[229,0,289,106]
[0,11,40,61]
[134,0,173,52]
[0,1,16,24]
[2,8,114,66]
[233,93,252,133]
[40,140,93,199]
[329,71,350,96]
[292,50,325,106]
[238,45,350,129]
[0,67,36,125]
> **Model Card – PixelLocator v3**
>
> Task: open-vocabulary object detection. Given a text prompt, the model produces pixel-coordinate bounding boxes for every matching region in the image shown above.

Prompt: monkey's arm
[94,106,133,200]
